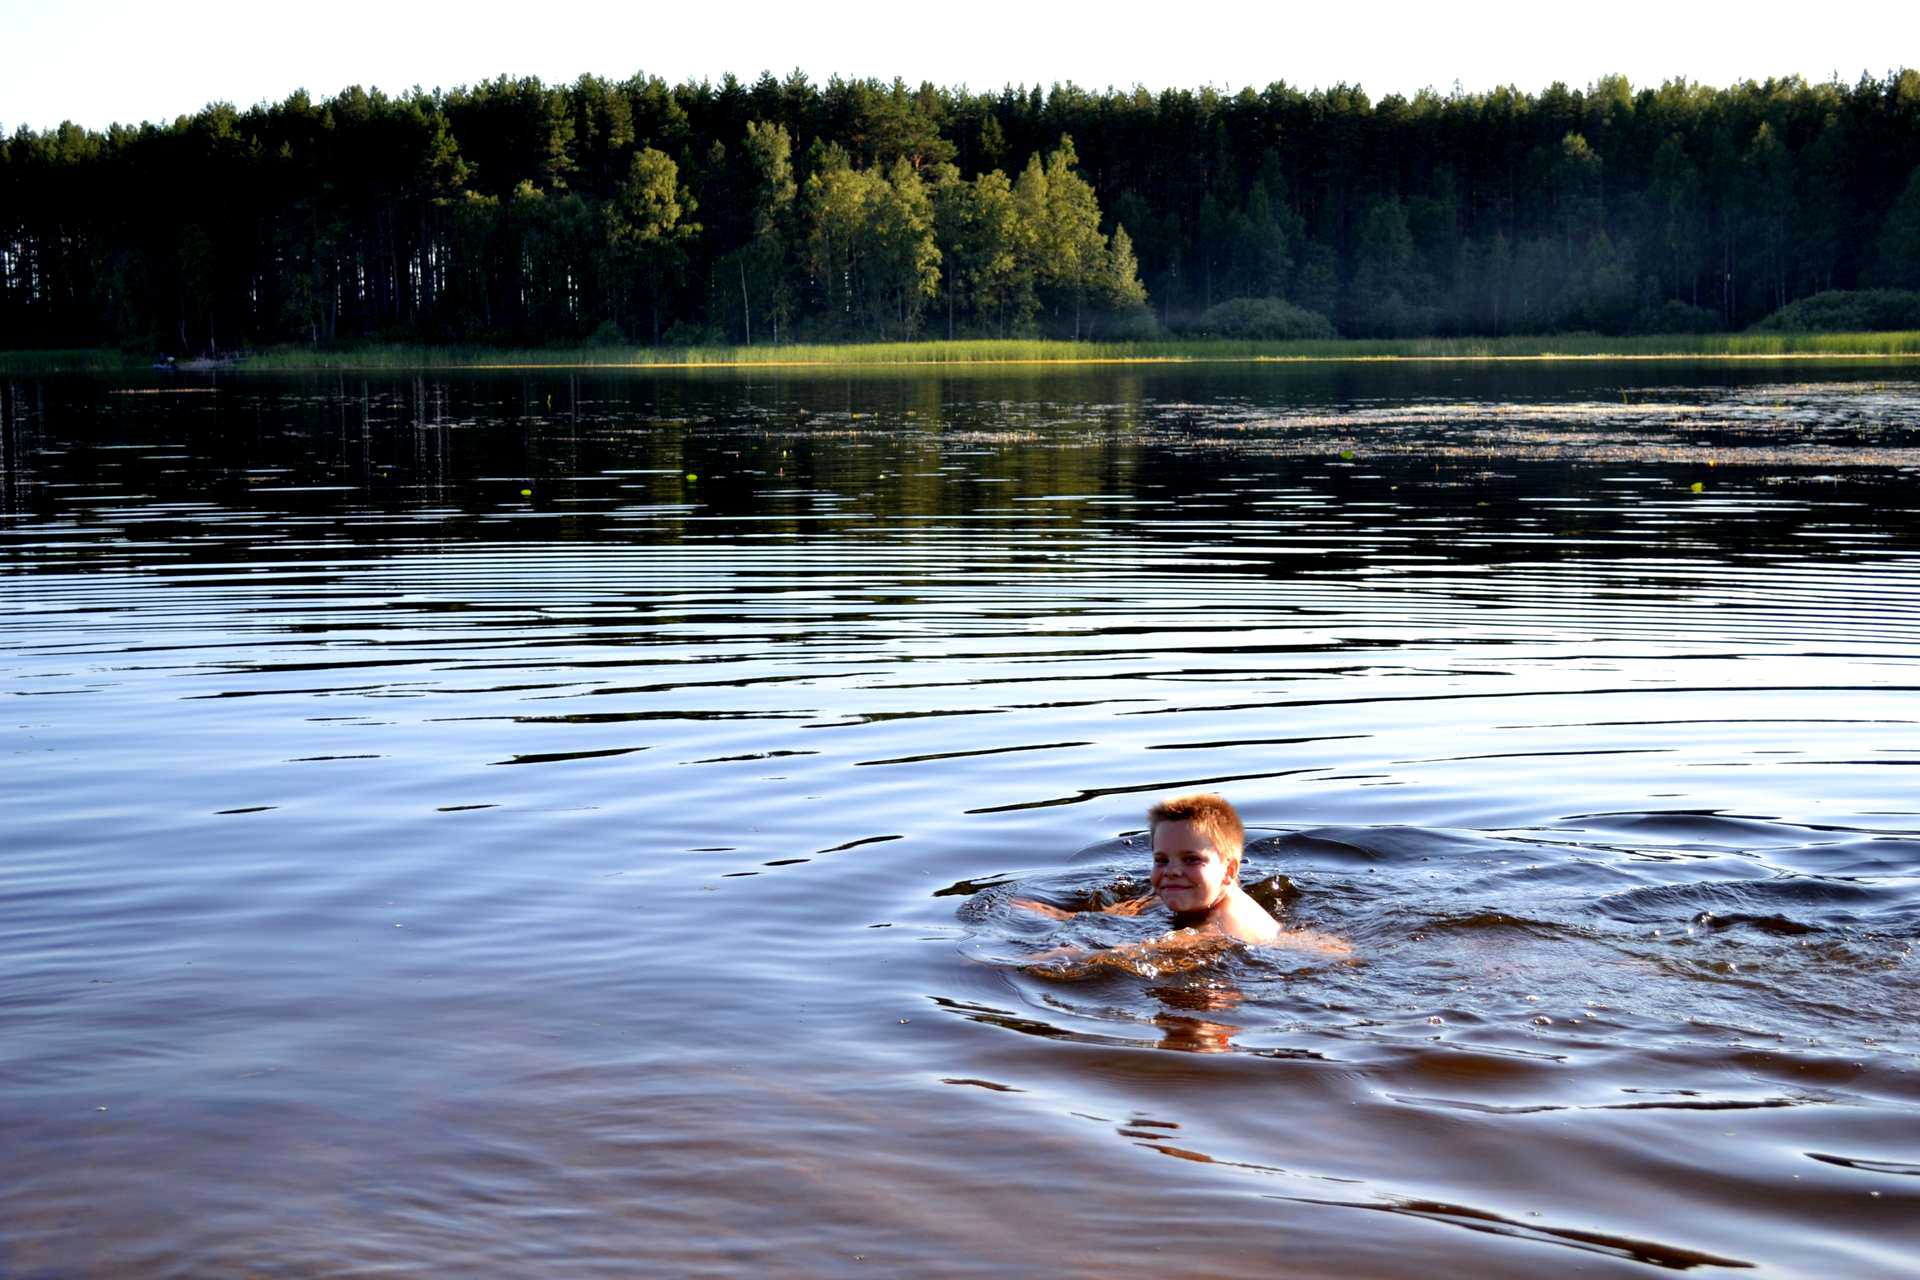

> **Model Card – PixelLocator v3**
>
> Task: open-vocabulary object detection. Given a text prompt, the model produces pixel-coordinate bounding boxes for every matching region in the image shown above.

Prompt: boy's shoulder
[1223,908,1283,943]
[1215,888,1283,942]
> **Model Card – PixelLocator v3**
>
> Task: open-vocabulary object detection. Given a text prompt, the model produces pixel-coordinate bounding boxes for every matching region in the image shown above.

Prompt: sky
[3,0,1915,133]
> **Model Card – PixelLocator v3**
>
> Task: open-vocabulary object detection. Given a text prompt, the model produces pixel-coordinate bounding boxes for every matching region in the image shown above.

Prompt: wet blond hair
[1146,792,1246,868]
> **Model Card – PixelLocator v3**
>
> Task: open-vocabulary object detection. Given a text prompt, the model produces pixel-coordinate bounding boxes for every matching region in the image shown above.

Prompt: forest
[4,68,1920,353]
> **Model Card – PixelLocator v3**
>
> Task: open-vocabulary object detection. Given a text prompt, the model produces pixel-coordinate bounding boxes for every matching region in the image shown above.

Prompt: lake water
[3,362,1918,1277]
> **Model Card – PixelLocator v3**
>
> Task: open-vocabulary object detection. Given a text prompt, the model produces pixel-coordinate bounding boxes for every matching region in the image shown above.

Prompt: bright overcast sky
[3,0,1913,132]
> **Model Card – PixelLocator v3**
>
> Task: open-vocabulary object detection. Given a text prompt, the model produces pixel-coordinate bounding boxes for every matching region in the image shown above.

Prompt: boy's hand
[1098,895,1155,917]
[1010,898,1073,920]
[1278,928,1353,956]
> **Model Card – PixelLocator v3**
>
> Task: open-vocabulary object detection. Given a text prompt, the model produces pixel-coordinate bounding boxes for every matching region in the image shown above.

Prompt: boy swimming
[1013,792,1350,955]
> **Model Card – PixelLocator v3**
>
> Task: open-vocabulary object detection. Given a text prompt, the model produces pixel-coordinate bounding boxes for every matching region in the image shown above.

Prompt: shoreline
[449,350,1920,371]
[7,333,1920,375]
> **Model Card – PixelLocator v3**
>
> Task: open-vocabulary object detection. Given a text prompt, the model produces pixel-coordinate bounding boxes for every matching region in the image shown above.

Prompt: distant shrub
[660,320,718,347]
[1750,289,1920,332]
[1632,300,1722,334]
[1178,297,1337,340]
[587,319,627,347]
[1094,306,1163,341]
[1348,290,1440,339]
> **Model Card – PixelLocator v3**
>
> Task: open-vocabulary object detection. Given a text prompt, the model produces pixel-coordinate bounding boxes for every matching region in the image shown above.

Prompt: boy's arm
[1274,926,1353,956]
[1029,925,1352,975]
[1026,931,1227,977]
[1008,898,1073,920]
[1011,894,1156,920]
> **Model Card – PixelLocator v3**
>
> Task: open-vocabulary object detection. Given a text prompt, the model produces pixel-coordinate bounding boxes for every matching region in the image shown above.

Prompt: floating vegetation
[1188,382,1920,466]
[742,380,1920,469]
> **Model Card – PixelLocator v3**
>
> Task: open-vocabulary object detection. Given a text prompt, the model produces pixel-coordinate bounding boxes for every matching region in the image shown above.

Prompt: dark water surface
[4,362,1918,1277]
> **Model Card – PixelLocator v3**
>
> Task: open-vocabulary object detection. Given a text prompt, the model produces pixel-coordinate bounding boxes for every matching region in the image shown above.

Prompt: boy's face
[1150,819,1237,913]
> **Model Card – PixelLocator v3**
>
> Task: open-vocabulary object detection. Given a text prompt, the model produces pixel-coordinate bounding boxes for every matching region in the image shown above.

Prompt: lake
[3,361,1917,1277]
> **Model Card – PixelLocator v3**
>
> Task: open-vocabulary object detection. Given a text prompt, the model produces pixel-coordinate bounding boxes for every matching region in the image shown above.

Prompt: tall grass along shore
[7,333,1920,376]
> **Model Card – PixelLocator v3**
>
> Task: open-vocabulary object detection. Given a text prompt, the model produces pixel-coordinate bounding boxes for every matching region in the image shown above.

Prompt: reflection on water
[3,363,1918,1276]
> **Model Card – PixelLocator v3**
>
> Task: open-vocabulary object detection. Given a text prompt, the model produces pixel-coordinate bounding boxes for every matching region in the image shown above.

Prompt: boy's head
[1146,792,1246,873]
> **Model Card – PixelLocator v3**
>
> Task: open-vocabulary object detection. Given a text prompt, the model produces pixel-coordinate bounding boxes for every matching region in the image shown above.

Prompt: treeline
[4,69,1920,352]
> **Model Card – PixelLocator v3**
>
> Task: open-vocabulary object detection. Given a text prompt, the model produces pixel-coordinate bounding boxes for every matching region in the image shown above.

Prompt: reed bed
[9,332,1920,374]
[213,331,1920,368]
